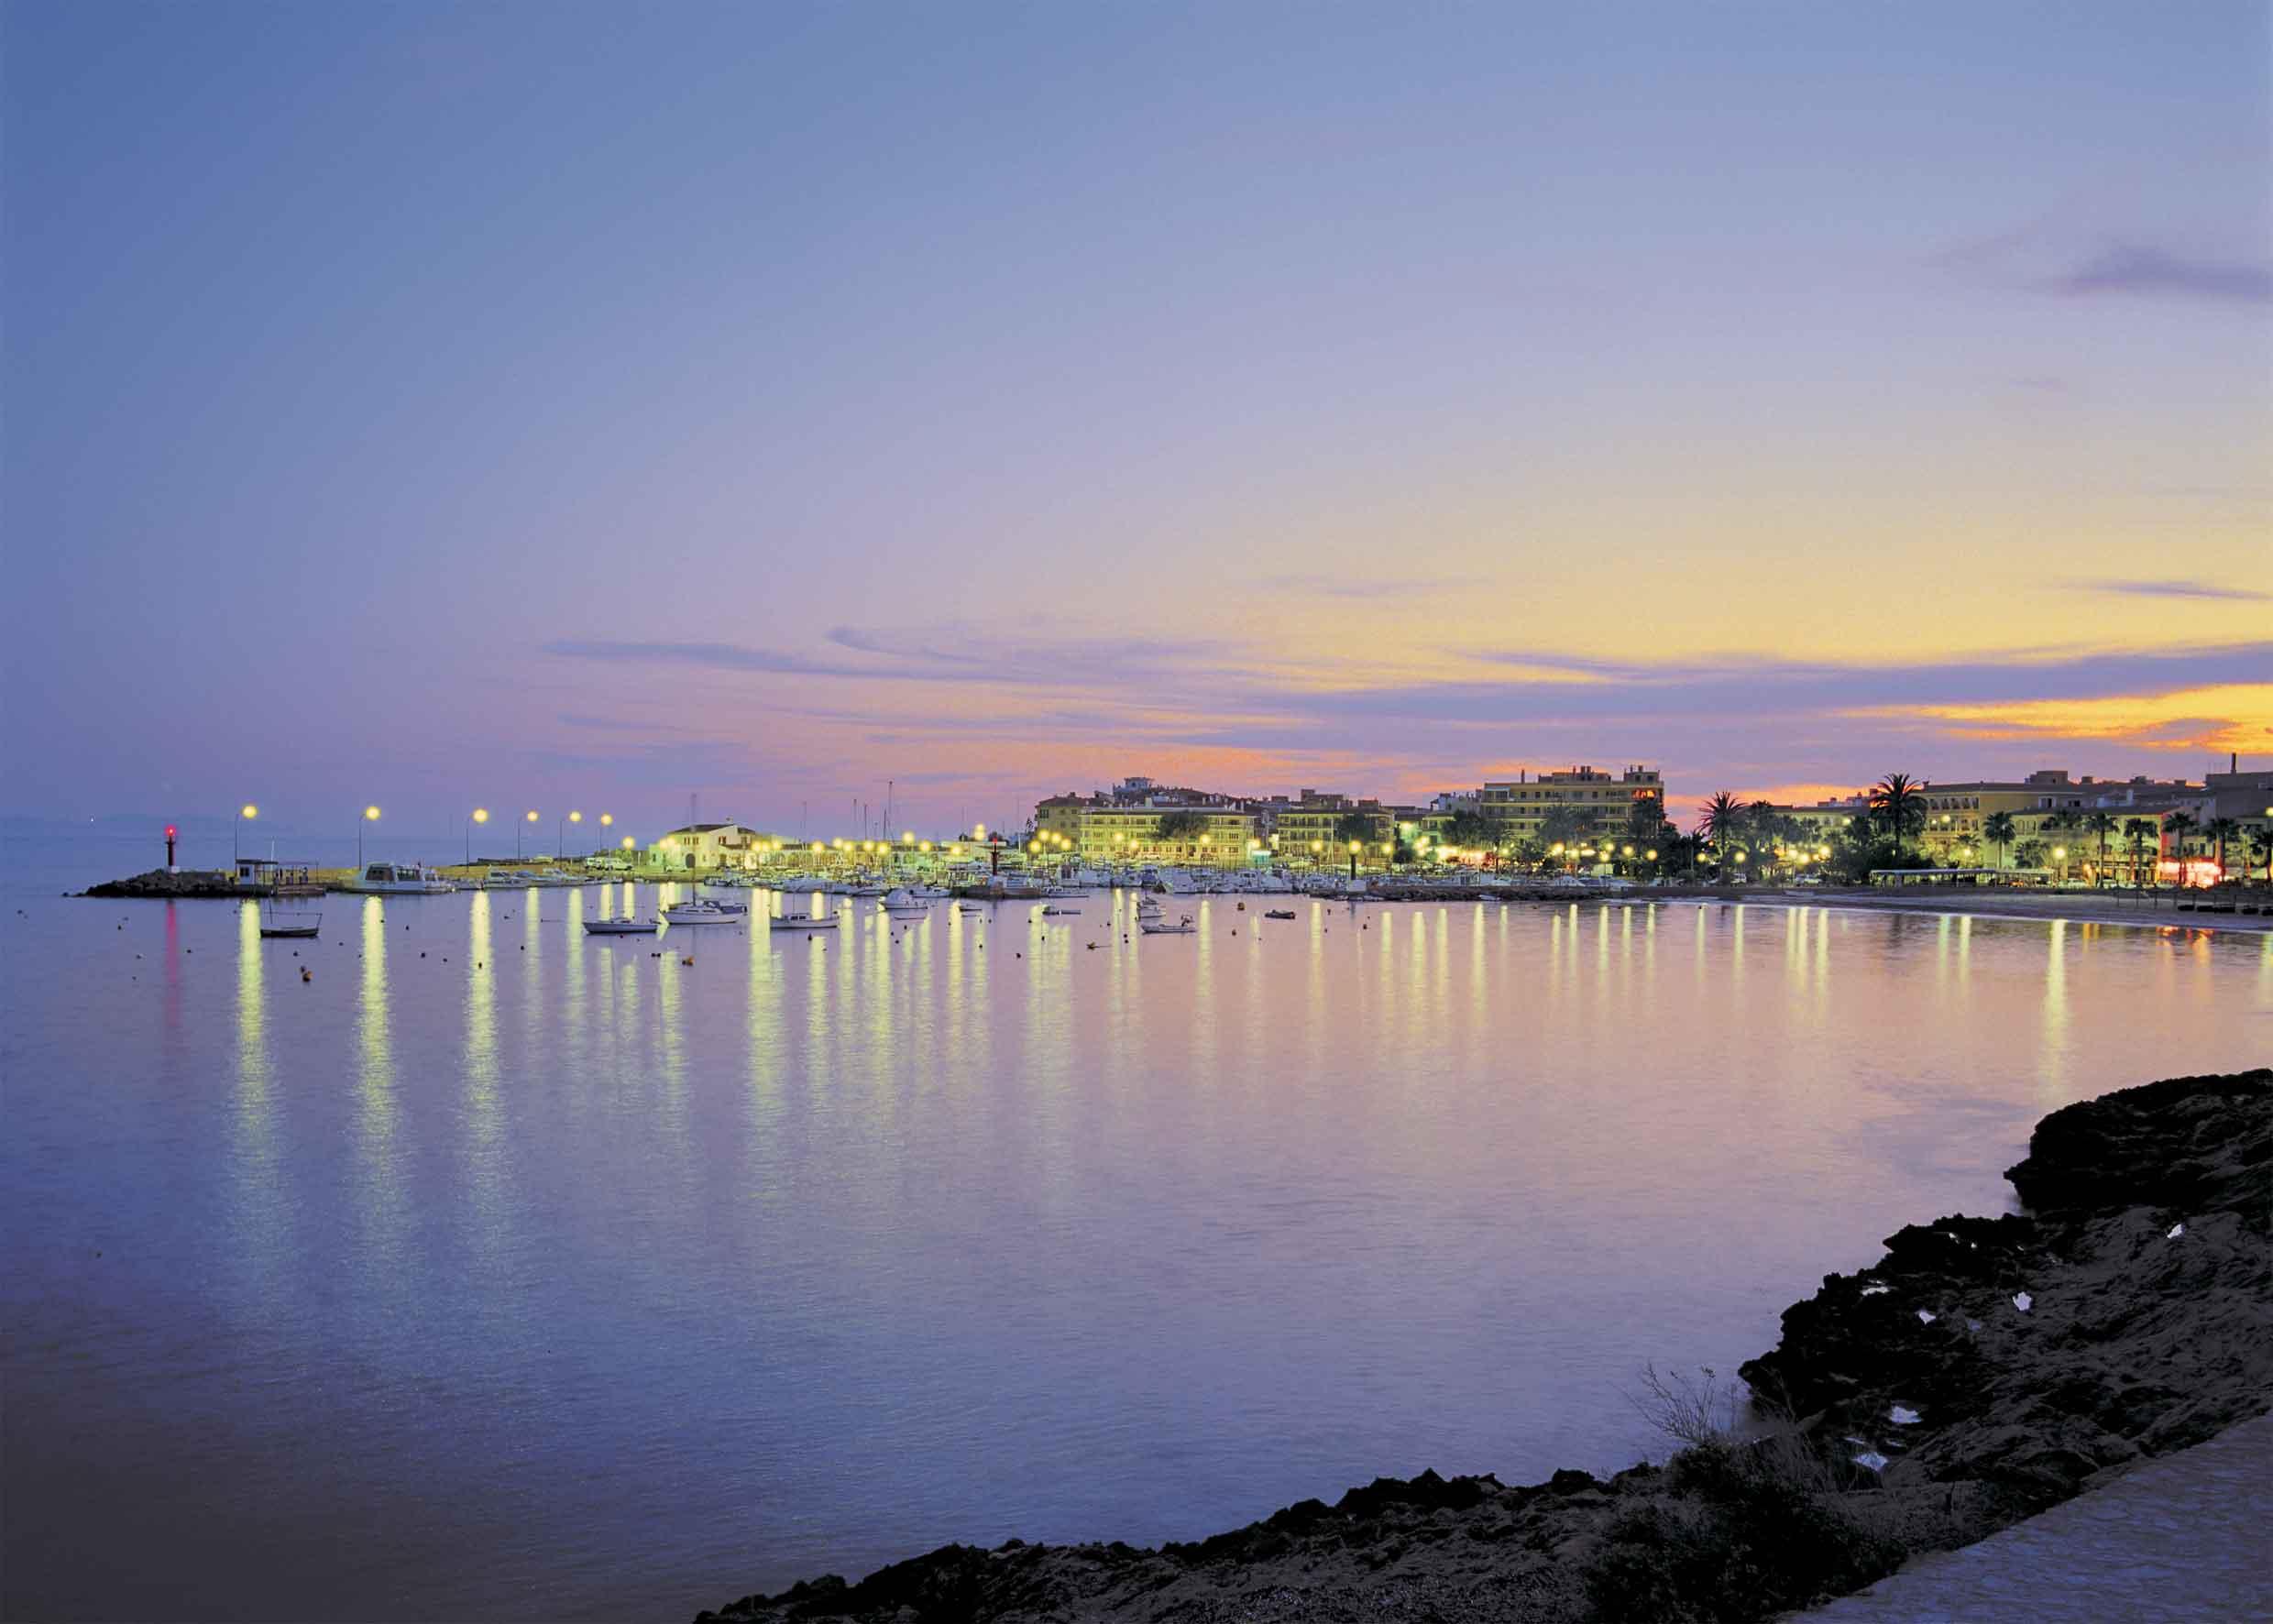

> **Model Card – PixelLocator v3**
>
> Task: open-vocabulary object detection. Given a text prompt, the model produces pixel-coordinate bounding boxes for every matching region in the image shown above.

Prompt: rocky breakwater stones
[1740,1069,2272,1516]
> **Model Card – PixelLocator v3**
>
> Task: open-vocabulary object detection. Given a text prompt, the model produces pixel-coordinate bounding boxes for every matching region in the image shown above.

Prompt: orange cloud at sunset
[1861,684,2273,753]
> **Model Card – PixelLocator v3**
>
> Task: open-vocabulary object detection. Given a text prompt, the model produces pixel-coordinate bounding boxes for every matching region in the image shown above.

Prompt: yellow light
[620,836,634,850]
[240,804,258,819]
[2053,846,2067,859]
[1645,849,1657,861]
[919,841,932,852]
[599,813,612,827]
[1734,851,1746,863]
[811,842,825,854]
[525,810,538,823]
[472,807,489,824]
[1026,841,1038,853]
[569,810,582,823]
[364,806,381,821]
[1621,845,1634,856]
[1550,842,1564,854]
[1347,840,1360,853]
[974,824,986,838]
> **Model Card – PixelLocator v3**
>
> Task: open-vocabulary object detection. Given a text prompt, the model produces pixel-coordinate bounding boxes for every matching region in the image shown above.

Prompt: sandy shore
[1664,886,2273,935]
[693,1070,2272,1623]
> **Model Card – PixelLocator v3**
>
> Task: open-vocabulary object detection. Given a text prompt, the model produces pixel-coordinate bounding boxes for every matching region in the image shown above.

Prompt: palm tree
[1982,811,2016,870]
[1699,792,1744,874]
[2123,817,2159,886]
[2084,812,2116,883]
[2202,817,2239,881]
[2249,827,2273,883]
[1868,774,1927,847]
[2163,811,2196,862]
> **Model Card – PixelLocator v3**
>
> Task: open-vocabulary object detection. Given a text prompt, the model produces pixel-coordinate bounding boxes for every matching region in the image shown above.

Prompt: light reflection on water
[3,890,2268,1623]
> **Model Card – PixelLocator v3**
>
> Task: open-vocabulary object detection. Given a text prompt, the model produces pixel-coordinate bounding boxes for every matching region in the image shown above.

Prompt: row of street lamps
[228,805,631,868]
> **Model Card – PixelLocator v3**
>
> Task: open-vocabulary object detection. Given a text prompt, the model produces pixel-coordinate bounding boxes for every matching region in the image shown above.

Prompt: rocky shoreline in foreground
[694,1069,2271,1623]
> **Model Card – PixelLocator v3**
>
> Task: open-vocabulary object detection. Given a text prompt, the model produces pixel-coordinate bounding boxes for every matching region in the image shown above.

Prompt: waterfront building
[647,822,782,872]
[1916,771,2202,868]
[1478,765,1664,843]
[1253,789,1397,865]
[1034,777,1259,867]
[1782,796,1872,840]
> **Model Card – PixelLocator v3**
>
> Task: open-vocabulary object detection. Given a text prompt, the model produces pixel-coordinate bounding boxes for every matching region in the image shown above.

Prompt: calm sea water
[5,834,2268,1621]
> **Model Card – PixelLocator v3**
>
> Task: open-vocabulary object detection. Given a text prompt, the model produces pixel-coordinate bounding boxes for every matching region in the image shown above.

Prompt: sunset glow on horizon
[3,3,2266,831]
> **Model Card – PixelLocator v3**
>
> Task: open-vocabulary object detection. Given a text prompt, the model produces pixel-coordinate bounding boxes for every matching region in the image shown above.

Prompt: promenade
[1804,1410,2273,1622]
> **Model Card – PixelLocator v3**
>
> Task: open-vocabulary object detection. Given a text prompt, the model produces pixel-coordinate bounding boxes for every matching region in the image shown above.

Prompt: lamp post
[359,805,380,868]
[521,810,538,860]
[558,809,582,859]
[236,804,258,862]
[467,807,489,864]
[1348,839,1360,882]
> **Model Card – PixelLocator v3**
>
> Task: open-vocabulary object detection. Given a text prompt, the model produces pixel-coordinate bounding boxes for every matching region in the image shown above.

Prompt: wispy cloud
[546,629,1238,692]
[541,640,876,677]
[1247,574,1477,602]
[1937,226,2273,309]
[2039,244,2273,306]
[2063,578,2270,604]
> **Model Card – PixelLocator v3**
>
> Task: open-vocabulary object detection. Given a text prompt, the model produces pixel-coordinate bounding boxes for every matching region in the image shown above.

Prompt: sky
[4,2,2268,839]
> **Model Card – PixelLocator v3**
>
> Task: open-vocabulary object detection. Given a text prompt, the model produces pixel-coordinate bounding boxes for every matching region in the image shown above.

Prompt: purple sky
[4,3,2268,837]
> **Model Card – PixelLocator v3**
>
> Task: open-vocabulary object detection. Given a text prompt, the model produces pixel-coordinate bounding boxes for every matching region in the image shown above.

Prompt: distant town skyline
[4,4,2267,833]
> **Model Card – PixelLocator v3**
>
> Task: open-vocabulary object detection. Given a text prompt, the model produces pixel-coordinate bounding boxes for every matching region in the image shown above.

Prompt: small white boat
[346,862,456,894]
[481,869,537,889]
[661,898,744,925]
[584,917,659,936]
[1139,914,1197,935]
[772,914,840,931]
[880,888,929,913]
[259,905,322,939]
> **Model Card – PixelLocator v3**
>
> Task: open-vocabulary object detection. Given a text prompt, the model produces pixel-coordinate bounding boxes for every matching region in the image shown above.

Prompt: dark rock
[2006,1069,2271,1224]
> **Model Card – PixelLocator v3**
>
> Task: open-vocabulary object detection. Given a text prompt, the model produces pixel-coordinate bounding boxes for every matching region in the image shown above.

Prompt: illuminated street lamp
[467,806,489,863]
[358,805,380,867]
[235,803,258,861]
[521,809,538,860]
[1347,839,1361,882]
[556,809,581,858]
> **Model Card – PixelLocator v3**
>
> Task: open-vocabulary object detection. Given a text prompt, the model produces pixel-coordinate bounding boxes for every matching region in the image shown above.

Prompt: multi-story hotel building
[1478,765,1664,842]
[1034,778,1259,866]
[1252,790,1398,863]
[1916,771,2202,861]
